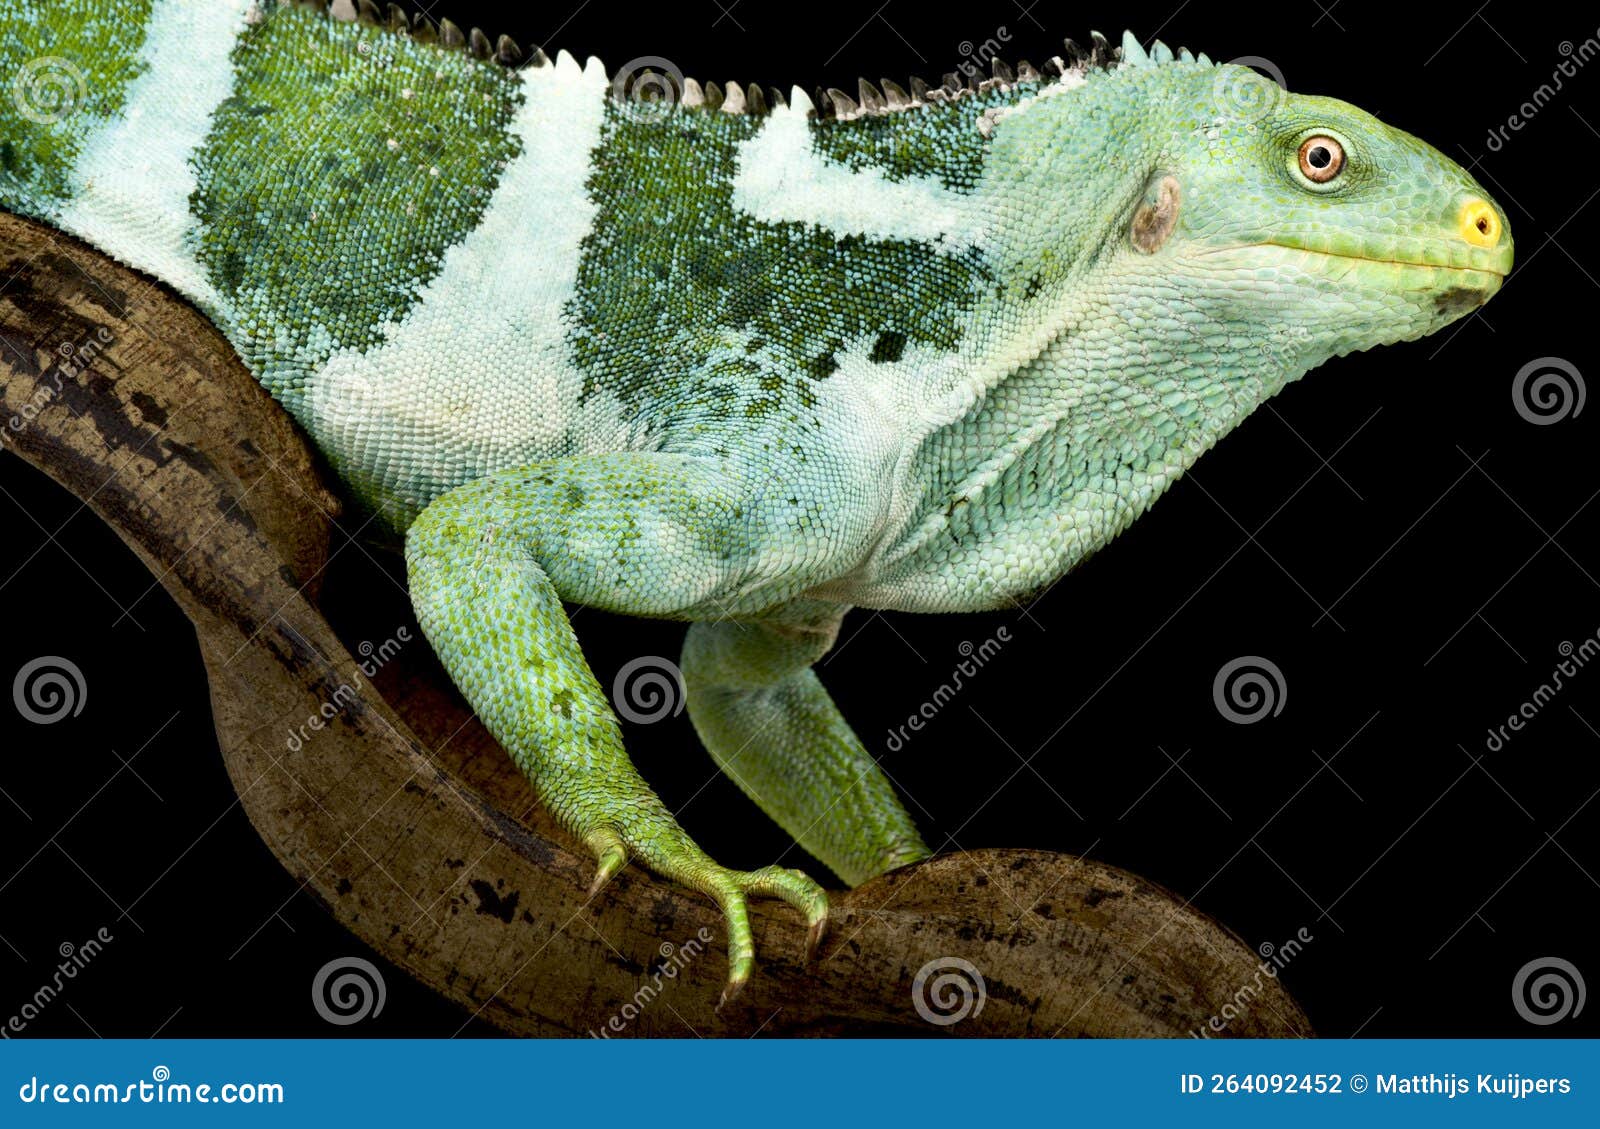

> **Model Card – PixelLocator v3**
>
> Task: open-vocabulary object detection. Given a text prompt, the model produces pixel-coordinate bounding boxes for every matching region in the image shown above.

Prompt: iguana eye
[1298,136,1345,183]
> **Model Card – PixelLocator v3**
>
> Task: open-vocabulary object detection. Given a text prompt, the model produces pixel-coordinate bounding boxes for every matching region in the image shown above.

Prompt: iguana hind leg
[404,457,828,1003]
[683,605,930,887]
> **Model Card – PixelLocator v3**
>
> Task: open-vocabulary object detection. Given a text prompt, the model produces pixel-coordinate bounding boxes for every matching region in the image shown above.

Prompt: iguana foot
[585,827,827,1005]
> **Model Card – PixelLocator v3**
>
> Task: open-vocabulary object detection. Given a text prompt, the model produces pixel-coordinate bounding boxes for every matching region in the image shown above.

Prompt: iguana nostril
[1459,198,1501,247]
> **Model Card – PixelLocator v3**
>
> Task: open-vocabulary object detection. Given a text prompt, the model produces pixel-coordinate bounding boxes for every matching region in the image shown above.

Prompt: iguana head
[976,35,1511,383]
[1149,68,1512,361]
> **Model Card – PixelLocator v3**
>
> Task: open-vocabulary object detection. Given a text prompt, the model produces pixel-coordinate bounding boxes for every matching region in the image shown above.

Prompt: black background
[1,0,1595,1038]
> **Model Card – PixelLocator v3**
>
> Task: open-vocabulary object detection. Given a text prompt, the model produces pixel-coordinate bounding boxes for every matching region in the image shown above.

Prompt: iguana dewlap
[0,1,1511,1002]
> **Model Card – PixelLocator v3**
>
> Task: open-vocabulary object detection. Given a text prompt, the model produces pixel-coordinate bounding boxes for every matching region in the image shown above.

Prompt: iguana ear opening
[1130,175,1181,254]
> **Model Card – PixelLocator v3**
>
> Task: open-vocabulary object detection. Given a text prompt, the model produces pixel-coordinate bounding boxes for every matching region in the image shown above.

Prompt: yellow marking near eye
[1459,199,1501,247]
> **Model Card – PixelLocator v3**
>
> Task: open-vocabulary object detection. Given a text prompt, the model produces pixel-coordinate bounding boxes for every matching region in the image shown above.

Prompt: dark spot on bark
[335,876,353,896]
[158,438,214,478]
[604,951,645,976]
[129,390,167,427]
[468,877,519,923]
[479,801,557,866]
[0,330,41,376]
[47,365,158,455]
[1084,887,1122,907]
[223,492,258,533]
[647,893,679,935]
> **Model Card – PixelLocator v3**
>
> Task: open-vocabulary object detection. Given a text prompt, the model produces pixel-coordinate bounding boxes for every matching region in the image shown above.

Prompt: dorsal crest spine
[305,4,1209,123]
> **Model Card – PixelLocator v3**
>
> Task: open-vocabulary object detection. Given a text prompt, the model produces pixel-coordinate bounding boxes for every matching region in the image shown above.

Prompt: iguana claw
[586,831,628,896]
[805,912,827,962]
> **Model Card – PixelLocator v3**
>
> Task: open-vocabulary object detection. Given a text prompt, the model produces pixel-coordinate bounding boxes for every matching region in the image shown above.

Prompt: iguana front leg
[683,604,929,886]
[404,456,830,1003]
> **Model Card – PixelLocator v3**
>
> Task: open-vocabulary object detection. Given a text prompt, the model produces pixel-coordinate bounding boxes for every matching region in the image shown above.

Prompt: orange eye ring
[1298,135,1345,183]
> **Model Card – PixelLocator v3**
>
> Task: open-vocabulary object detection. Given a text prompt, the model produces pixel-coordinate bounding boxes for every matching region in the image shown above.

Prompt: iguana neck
[859,284,1310,611]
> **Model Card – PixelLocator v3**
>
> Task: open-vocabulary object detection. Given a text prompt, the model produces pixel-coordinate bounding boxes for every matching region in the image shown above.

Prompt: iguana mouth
[1277,247,1509,278]
[1218,242,1510,279]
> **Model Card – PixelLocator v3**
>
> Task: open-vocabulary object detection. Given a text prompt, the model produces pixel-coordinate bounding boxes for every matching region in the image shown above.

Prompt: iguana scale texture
[0,0,1511,1000]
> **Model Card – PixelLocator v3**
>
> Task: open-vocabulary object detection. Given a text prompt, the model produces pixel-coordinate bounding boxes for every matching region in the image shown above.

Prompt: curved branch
[0,212,1311,1037]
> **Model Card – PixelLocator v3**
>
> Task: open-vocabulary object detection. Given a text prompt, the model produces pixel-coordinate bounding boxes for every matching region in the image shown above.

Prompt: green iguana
[0,0,1511,1002]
